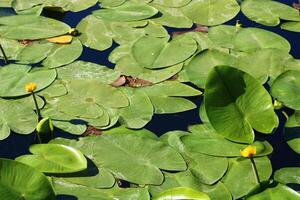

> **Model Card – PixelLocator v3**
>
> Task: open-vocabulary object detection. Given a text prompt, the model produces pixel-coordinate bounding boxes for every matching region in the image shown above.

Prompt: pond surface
[0,0,300,196]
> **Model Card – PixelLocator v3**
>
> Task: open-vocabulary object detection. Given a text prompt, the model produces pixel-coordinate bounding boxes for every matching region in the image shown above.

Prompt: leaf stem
[31,91,42,120]
[0,44,8,64]
[250,157,261,185]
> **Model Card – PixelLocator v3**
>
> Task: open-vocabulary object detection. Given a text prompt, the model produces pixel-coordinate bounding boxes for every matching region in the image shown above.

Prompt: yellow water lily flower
[236,20,242,28]
[25,82,37,93]
[240,146,256,158]
[47,35,72,44]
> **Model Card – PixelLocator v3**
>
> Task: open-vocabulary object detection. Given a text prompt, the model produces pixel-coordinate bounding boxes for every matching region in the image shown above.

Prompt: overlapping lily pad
[204,66,278,143]
[0,158,55,200]
[0,64,56,97]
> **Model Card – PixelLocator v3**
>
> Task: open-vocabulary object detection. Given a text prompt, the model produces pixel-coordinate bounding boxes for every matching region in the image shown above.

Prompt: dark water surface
[0,0,300,196]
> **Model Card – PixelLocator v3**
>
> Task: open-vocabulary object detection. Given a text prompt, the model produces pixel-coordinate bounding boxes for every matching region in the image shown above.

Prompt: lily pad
[151,0,191,8]
[16,144,87,174]
[281,21,300,32]
[0,15,70,40]
[0,158,55,200]
[204,66,278,143]
[0,64,56,97]
[284,114,300,154]
[0,98,38,140]
[57,61,120,85]
[54,179,150,200]
[119,87,153,129]
[132,35,197,69]
[222,157,272,199]
[274,167,300,185]
[77,15,113,51]
[271,70,300,110]
[52,133,186,185]
[241,0,300,26]
[139,81,201,114]
[246,184,300,200]
[152,187,210,200]
[93,2,158,22]
[181,0,240,26]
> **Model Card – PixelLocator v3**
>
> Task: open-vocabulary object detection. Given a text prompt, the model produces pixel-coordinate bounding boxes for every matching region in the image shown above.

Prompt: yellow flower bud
[236,20,242,28]
[47,35,72,44]
[25,82,37,93]
[68,28,79,36]
[240,146,256,158]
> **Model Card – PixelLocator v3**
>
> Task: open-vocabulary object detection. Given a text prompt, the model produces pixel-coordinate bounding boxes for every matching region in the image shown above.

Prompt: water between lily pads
[0,0,299,195]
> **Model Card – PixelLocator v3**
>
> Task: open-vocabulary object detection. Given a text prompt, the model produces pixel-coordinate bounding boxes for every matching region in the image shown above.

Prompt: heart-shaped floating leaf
[0,158,55,200]
[281,21,300,32]
[204,66,278,143]
[115,55,183,84]
[16,144,87,173]
[57,61,120,85]
[93,2,158,22]
[161,131,228,185]
[284,114,300,154]
[241,0,300,26]
[54,179,150,200]
[119,87,153,129]
[181,0,240,26]
[184,49,235,88]
[182,135,273,157]
[0,15,70,40]
[208,25,291,53]
[77,15,113,51]
[132,35,197,69]
[246,184,300,200]
[0,98,38,140]
[274,167,300,185]
[42,38,83,69]
[152,187,211,200]
[151,0,191,8]
[139,81,201,114]
[150,3,193,28]
[222,157,272,199]
[0,64,56,97]
[149,170,232,200]
[99,0,126,8]
[53,133,186,185]
[271,70,300,110]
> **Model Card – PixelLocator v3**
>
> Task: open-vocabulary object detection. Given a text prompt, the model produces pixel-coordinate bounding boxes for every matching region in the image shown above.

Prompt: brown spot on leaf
[83,126,103,136]
[293,3,300,11]
[19,40,35,46]
[111,76,127,87]
[111,75,153,88]
[172,24,209,36]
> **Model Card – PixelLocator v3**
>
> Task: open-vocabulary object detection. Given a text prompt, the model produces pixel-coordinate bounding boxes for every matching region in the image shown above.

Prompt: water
[0,0,300,196]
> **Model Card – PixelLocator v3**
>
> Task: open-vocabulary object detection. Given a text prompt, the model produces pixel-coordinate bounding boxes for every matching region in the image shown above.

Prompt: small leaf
[152,187,211,200]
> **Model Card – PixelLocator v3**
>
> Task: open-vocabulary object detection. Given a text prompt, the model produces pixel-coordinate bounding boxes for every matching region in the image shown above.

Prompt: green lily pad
[0,98,38,140]
[149,170,232,200]
[204,66,278,143]
[271,70,300,110]
[42,38,83,69]
[208,25,291,53]
[132,35,197,69]
[241,0,300,26]
[93,2,158,22]
[57,61,120,85]
[77,15,113,51]
[181,0,240,26]
[0,37,24,60]
[0,15,70,40]
[151,0,191,8]
[246,184,300,200]
[119,87,153,129]
[139,81,201,114]
[182,135,273,157]
[0,158,55,200]
[274,167,300,185]
[222,157,272,199]
[150,3,193,28]
[284,114,300,154]
[161,131,228,185]
[54,179,150,200]
[0,64,56,97]
[16,144,87,173]
[152,187,210,200]
[281,21,300,32]
[0,0,12,7]
[99,0,126,8]
[184,49,235,88]
[115,55,183,84]
[52,133,186,185]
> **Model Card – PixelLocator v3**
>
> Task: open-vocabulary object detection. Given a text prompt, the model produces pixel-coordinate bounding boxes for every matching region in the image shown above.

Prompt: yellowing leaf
[47,35,72,44]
